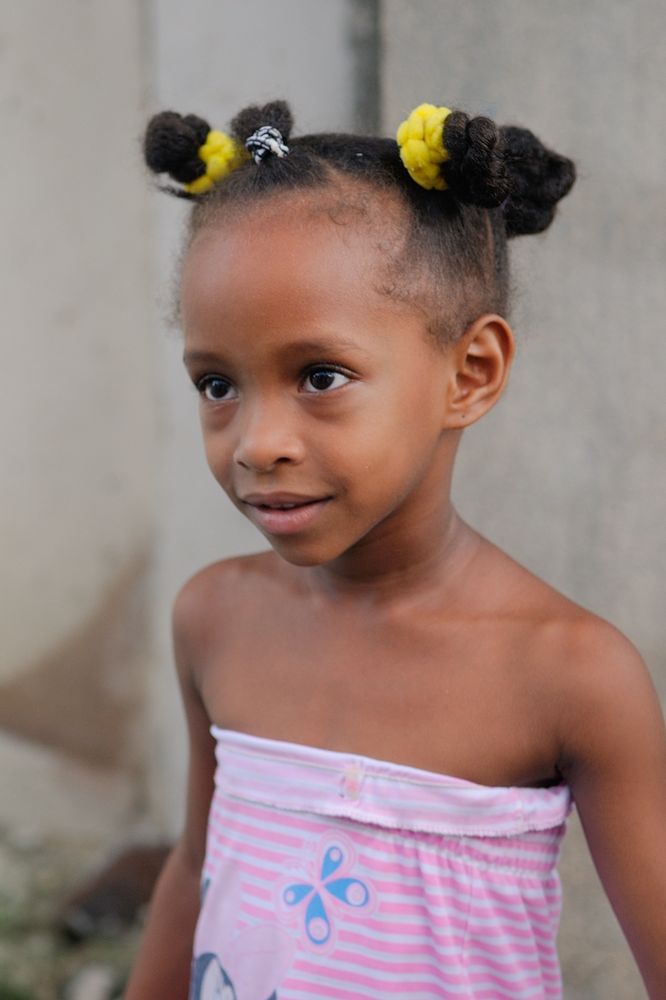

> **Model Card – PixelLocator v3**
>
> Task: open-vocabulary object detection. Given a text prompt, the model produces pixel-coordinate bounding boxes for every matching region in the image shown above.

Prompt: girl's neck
[306,504,481,609]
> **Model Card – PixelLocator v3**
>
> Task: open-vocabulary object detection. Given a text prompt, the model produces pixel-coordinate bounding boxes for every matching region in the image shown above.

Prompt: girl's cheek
[199,400,236,428]
[201,426,235,480]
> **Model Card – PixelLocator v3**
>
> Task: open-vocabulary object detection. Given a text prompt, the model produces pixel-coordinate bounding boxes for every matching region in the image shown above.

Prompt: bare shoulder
[493,543,661,771]
[475,538,661,764]
[173,549,282,616]
[549,606,652,712]
[171,550,286,677]
[552,612,662,776]
[479,537,644,663]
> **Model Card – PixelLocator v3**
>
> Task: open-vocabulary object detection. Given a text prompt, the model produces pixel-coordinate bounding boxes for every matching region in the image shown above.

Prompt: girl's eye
[302,367,351,394]
[196,376,237,402]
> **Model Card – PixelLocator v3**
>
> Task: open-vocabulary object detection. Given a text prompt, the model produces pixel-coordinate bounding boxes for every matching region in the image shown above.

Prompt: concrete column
[0,1,156,844]
[381,3,665,996]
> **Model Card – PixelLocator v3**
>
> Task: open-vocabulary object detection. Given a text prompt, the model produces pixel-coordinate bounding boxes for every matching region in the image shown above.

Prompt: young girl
[126,100,666,999]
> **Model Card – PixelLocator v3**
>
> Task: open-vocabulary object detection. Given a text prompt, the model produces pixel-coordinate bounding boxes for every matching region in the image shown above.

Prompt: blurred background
[1,1,664,997]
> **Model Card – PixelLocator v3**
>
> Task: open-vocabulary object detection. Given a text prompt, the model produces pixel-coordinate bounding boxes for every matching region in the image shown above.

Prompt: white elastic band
[245,125,289,165]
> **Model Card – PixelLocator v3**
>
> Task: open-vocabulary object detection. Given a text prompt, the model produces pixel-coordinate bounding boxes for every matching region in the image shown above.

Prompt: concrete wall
[0,1,155,845]
[381,2,666,996]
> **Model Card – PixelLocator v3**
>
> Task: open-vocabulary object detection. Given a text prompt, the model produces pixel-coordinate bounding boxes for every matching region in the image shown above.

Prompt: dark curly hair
[143,99,576,341]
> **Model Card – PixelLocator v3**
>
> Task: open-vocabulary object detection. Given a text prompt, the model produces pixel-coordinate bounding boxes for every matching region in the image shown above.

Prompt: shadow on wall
[0,554,150,770]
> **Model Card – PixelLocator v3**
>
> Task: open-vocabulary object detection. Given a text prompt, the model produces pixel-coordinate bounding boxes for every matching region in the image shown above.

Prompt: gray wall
[0,1,155,845]
[382,2,665,996]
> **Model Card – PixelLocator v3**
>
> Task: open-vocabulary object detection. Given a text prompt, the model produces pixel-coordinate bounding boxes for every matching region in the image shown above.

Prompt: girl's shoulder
[484,538,645,674]
[170,550,288,665]
[173,549,285,625]
[484,541,653,752]
[537,601,655,775]
[176,549,283,600]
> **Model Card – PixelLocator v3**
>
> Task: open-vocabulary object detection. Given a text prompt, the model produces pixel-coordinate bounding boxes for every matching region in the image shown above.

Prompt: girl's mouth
[242,496,332,535]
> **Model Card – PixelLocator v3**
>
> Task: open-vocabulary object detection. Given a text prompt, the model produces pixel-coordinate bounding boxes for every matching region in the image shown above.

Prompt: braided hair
[143,99,575,341]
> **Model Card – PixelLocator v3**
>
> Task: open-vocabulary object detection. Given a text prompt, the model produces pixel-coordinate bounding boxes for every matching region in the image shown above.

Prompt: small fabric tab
[340,761,364,801]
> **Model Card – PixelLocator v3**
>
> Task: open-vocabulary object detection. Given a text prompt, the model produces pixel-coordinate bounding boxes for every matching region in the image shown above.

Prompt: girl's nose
[232,400,305,472]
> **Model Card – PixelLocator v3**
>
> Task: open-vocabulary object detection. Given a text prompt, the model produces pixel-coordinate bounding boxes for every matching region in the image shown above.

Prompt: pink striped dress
[190,727,573,1000]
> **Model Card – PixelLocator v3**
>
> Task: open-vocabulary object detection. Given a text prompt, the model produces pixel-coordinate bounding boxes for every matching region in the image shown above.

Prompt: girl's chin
[266,538,344,568]
[262,527,362,568]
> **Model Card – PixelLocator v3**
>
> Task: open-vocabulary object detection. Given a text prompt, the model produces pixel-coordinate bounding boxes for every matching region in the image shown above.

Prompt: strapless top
[190,728,573,999]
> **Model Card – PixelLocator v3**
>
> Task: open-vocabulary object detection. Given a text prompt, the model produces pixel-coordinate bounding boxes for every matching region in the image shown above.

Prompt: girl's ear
[444,314,515,428]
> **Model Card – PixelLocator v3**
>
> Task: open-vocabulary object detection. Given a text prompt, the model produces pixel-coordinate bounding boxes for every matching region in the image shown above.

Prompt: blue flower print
[281,837,373,947]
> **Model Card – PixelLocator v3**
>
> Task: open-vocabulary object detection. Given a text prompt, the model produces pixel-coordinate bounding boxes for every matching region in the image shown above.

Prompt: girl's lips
[244,497,331,536]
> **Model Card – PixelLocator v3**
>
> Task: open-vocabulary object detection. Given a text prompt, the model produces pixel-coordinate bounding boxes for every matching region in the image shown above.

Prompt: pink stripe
[239,899,275,922]
[337,925,554,963]
[356,848,475,878]
[361,844,555,883]
[323,947,451,977]
[386,867,550,903]
[337,927,464,958]
[332,942,556,979]
[468,903,555,930]
[292,958,468,991]
[356,912,552,945]
[472,993,553,1000]
[469,937,560,968]
[466,970,548,989]
[369,873,554,902]
[342,909,467,936]
[240,880,273,902]
[208,836,285,867]
[282,976,382,1000]
[209,805,306,849]
[213,798,329,839]
[212,853,280,882]
[376,911,472,936]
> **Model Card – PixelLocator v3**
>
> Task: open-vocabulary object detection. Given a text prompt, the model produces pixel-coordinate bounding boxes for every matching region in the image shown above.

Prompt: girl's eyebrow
[183,337,371,367]
[274,337,372,360]
[182,349,227,366]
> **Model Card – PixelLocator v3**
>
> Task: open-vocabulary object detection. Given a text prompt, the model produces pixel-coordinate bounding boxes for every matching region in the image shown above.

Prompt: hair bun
[230,100,294,145]
[500,126,576,237]
[441,112,510,208]
[143,111,211,184]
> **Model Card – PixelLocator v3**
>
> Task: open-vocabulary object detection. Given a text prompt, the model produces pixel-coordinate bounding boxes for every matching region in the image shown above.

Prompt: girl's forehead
[180,198,435,364]
[181,197,407,322]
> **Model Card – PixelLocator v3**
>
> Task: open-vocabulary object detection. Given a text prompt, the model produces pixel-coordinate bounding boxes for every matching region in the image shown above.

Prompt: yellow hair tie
[185,129,250,195]
[396,103,452,191]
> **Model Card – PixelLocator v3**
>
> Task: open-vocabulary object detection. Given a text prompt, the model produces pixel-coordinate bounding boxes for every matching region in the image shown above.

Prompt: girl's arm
[562,623,666,998]
[124,582,216,999]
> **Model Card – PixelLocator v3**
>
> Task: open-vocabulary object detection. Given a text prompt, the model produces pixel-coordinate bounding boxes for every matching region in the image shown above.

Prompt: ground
[0,835,139,1000]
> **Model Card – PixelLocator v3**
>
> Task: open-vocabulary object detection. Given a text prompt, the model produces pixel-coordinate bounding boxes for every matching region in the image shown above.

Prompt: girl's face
[181,195,461,568]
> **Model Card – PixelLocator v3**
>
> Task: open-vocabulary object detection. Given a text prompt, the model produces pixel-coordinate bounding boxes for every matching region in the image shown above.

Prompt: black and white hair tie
[245,125,290,164]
